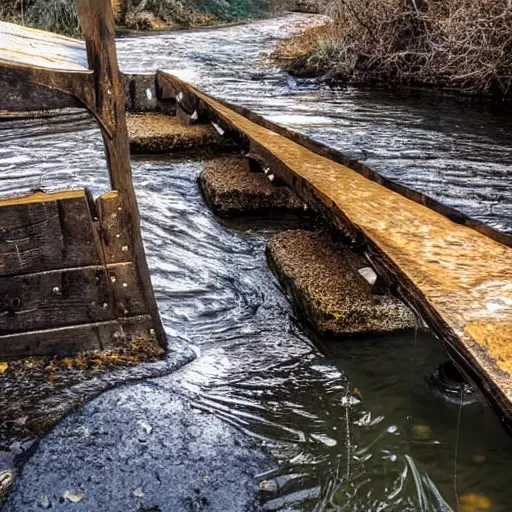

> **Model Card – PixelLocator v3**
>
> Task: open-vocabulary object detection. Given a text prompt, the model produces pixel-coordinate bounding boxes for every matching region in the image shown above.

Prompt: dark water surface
[1,13,512,512]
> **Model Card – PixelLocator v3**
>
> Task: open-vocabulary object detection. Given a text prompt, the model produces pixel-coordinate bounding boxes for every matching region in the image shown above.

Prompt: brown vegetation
[277,0,512,100]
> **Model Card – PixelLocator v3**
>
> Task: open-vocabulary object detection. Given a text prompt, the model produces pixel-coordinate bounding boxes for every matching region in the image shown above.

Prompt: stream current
[1,13,512,512]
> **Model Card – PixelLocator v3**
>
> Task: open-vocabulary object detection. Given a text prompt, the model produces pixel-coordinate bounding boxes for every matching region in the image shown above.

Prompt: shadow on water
[0,13,512,512]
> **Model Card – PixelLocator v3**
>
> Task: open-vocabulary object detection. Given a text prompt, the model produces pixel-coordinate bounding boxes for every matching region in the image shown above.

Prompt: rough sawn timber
[157,72,512,426]
[0,1,165,357]
[0,190,156,358]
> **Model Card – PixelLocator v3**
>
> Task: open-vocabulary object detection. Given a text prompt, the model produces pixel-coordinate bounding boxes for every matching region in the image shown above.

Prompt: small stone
[259,480,277,492]
[141,422,152,434]
[358,267,377,286]
[133,487,144,498]
[39,496,51,509]
[0,470,13,496]
[63,489,85,503]
[13,415,28,427]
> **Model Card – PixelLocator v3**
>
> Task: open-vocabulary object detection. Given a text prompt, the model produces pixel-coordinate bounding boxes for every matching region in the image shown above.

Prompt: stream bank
[274,3,512,102]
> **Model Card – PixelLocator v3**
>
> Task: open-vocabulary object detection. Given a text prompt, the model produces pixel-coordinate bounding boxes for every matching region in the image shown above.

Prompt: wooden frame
[0,0,165,356]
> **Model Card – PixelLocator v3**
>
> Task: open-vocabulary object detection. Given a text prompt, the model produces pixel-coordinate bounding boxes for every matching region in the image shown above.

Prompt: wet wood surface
[158,73,512,423]
[0,21,87,71]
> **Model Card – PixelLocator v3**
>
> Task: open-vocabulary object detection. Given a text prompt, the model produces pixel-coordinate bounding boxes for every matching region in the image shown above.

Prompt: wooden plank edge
[0,314,155,359]
[250,139,512,430]
[0,189,86,207]
[155,71,510,248]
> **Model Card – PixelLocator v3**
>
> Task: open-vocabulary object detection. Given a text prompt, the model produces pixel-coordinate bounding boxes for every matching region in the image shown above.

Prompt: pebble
[133,487,144,498]
[39,495,51,509]
[63,489,85,503]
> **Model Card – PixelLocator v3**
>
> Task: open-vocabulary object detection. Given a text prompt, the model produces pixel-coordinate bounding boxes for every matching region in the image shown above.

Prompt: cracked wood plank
[0,190,101,277]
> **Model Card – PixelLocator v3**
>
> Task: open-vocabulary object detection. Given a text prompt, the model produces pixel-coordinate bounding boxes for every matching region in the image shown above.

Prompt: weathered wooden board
[0,21,87,71]
[159,73,512,425]
[0,315,155,359]
[0,1,166,358]
[96,191,134,264]
[0,262,145,335]
[0,190,101,277]
[77,0,166,343]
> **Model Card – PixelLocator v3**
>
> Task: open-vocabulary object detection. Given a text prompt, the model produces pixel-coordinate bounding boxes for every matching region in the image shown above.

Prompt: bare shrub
[280,0,512,99]
[26,0,80,35]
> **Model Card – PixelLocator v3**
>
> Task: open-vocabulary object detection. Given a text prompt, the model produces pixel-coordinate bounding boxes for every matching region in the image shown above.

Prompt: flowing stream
[1,13,512,512]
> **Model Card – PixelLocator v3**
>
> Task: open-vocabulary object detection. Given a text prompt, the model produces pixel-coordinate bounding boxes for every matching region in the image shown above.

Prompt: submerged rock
[199,157,304,217]
[266,230,416,336]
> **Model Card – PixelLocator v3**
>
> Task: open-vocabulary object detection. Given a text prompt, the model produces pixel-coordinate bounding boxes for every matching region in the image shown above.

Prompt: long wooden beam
[157,72,512,425]
[76,0,166,344]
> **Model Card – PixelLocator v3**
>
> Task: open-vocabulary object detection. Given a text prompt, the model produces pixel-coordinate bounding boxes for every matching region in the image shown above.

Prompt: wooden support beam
[0,315,155,359]
[77,0,165,344]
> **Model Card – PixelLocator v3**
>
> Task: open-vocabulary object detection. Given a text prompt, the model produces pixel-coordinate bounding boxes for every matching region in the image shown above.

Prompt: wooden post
[76,0,166,344]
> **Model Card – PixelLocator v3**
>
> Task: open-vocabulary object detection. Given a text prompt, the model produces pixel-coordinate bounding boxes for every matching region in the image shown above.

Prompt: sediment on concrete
[199,157,304,217]
[266,230,416,337]
[127,113,238,154]
[0,335,169,447]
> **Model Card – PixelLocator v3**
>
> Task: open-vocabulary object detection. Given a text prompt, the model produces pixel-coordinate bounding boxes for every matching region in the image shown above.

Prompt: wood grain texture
[0,262,145,335]
[0,190,101,277]
[0,21,88,71]
[96,191,133,264]
[0,315,155,359]
[77,0,165,344]
[0,2,165,357]
[158,72,512,423]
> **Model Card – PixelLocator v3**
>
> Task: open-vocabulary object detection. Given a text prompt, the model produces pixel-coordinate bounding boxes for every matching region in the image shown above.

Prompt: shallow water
[1,12,512,512]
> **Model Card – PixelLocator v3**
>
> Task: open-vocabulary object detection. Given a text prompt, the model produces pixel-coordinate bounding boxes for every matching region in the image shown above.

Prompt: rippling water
[1,13,512,512]
[116,13,512,234]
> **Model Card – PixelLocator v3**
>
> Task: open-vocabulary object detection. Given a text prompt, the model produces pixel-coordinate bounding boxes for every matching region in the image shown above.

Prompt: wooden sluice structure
[151,71,512,424]
[0,1,165,358]
[1,5,512,429]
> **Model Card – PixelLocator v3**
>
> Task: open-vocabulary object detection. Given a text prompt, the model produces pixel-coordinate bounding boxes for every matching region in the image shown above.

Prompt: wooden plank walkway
[159,73,512,422]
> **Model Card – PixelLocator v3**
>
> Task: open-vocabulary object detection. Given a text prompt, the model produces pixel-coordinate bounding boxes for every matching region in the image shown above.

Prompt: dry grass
[277,0,512,100]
